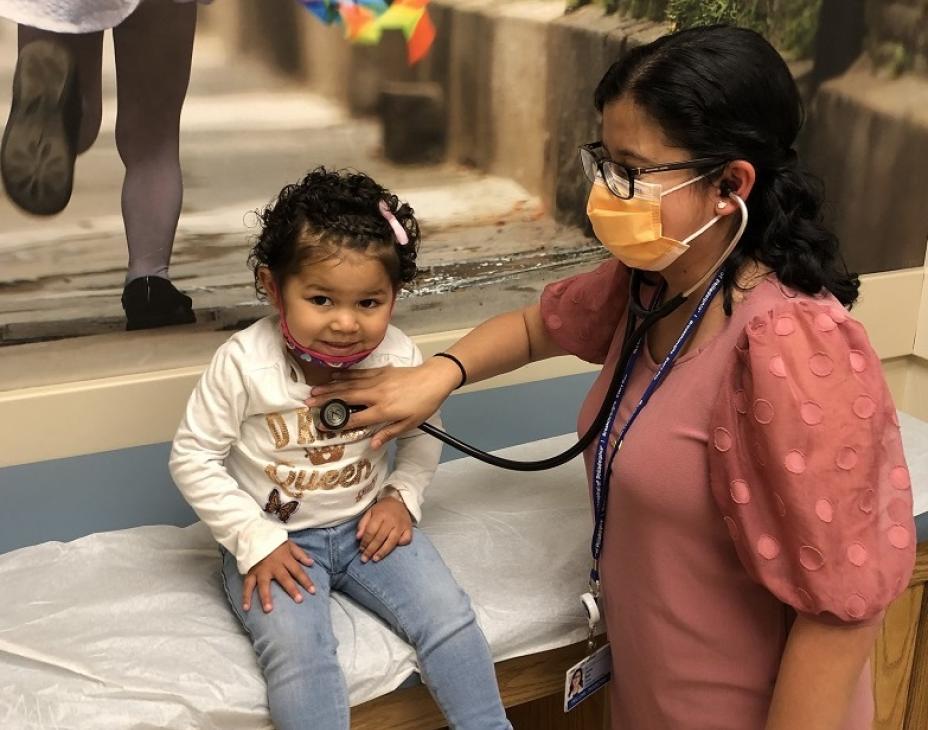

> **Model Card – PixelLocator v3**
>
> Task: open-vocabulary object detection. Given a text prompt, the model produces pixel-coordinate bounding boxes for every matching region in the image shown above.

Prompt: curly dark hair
[593,25,860,312]
[248,167,420,299]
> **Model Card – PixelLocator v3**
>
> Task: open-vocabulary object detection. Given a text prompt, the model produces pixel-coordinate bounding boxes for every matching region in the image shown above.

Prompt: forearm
[170,443,287,572]
[765,614,880,730]
[442,304,563,385]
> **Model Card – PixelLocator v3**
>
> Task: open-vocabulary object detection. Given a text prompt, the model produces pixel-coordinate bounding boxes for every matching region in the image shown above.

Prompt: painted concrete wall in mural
[1,0,926,358]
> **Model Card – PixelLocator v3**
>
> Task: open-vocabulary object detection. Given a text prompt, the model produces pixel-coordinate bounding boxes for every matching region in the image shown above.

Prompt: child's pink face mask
[278,314,376,369]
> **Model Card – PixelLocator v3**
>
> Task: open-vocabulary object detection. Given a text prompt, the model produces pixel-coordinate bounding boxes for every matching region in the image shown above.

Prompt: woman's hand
[305,358,462,448]
[242,540,315,613]
[306,307,549,446]
[356,493,413,563]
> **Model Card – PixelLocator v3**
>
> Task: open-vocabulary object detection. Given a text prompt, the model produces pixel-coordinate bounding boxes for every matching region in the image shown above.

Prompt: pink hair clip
[379,200,410,246]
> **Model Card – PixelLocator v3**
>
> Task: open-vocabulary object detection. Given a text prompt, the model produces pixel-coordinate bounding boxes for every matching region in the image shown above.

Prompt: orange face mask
[586,174,722,271]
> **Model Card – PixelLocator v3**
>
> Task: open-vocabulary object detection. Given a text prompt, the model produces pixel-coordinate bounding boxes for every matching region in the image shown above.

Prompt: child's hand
[356,493,413,563]
[243,540,315,613]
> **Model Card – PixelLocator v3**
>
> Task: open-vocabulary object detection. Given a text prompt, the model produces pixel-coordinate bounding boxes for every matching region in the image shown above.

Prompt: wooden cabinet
[350,641,605,730]
[873,539,928,730]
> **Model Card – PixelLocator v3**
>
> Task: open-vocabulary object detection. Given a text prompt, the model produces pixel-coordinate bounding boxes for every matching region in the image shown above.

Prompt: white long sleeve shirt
[169,316,442,574]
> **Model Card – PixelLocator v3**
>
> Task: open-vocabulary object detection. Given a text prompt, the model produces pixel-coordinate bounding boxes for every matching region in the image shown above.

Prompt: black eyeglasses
[579,142,727,200]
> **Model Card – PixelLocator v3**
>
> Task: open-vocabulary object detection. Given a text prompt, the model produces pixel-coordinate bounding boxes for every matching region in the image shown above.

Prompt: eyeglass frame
[579,141,729,200]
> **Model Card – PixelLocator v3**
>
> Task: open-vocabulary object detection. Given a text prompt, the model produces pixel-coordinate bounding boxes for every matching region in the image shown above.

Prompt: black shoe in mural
[122,276,197,331]
[1,40,81,216]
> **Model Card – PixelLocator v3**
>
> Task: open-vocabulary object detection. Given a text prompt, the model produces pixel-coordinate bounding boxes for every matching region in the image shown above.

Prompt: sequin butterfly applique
[265,488,299,523]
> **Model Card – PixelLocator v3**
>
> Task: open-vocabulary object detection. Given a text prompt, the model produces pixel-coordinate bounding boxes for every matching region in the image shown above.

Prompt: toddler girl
[170,167,510,729]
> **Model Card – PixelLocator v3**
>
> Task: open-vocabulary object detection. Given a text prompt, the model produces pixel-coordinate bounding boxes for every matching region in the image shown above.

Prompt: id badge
[564,642,611,712]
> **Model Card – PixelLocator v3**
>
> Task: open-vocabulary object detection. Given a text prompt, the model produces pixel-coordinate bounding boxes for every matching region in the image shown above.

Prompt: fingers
[356,510,371,540]
[258,574,274,613]
[359,512,383,560]
[288,541,314,567]
[245,562,315,615]
[371,418,420,449]
[341,407,393,433]
[398,528,413,546]
[274,567,304,605]
[372,528,401,562]
[361,520,394,563]
[242,573,257,611]
[287,557,316,595]
[305,384,377,407]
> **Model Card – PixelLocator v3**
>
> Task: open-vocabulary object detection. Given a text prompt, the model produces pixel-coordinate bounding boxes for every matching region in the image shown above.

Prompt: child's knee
[114,119,178,166]
[410,581,477,643]
[251,609,340,676]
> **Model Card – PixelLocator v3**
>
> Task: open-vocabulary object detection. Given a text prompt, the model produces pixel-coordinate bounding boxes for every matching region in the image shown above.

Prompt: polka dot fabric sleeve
[708,297,916,624]
[539,258,630,364]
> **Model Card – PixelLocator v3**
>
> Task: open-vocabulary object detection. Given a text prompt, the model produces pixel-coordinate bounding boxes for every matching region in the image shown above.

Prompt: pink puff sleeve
[539,258,630,364]
[709,297,916,624]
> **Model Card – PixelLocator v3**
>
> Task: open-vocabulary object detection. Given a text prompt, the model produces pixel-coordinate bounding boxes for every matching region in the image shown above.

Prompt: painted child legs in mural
[113,0,197,330]
[1,0,198,330]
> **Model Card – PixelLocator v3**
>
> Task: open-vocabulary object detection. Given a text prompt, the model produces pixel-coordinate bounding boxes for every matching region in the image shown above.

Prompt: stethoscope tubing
[414,270,687,471]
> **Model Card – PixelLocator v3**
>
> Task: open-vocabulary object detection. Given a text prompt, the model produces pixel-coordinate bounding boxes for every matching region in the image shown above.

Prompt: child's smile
[263,249,395,361]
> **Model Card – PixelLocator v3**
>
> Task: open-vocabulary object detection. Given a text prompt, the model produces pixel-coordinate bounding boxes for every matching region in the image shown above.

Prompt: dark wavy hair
[593,25,859,311]
[248,167,420,299]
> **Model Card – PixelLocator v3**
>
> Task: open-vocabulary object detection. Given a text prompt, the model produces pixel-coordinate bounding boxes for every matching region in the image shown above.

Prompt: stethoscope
[320,194,749,471]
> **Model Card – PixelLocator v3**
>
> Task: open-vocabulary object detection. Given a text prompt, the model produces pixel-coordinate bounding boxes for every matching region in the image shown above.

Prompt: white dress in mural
[0,0,211,33]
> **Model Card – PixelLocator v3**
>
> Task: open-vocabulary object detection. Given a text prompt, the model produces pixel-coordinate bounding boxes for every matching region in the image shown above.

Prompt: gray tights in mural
[16,0,196,285]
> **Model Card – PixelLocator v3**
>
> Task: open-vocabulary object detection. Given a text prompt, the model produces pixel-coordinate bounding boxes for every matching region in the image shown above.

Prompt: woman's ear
[716,160,756,216]
[258,266,281,307]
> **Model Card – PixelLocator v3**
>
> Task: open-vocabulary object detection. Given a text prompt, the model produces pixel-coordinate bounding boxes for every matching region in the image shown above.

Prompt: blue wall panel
[0,373,596,554]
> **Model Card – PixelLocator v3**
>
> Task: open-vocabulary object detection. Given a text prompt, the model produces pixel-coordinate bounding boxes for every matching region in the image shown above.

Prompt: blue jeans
[220,518,511,730]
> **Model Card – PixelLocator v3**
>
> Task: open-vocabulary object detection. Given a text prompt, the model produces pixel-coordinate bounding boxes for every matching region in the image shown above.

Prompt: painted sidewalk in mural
[0,27,600,346]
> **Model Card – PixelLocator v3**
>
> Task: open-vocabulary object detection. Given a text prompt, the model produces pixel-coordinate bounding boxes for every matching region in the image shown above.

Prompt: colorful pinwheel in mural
[299,1,436,64]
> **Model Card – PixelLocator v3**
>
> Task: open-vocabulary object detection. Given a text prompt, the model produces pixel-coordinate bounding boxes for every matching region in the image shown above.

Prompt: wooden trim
[350,642,590,730]
[507,691,610,730]
[911,542,928,586]
[913,246,928,360]
[874,585,923,729]
[903,588,928,729]
[904,542,928,730]
[874,540,928,730]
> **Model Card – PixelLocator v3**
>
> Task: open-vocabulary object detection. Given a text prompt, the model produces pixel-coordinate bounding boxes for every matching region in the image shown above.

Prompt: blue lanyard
[589,270,724,586]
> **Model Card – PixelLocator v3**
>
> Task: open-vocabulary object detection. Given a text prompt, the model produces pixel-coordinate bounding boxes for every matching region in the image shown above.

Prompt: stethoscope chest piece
[319,398,352,431]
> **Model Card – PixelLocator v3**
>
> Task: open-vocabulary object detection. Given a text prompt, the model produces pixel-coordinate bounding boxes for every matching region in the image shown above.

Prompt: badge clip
[580,591,600,651]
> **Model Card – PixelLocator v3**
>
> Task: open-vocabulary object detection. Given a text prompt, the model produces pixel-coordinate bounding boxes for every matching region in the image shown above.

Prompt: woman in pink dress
[306,26,916,729]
